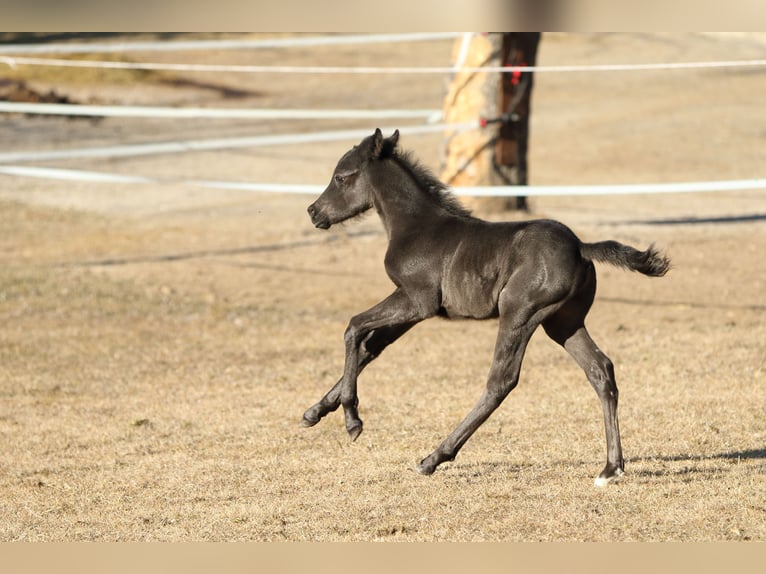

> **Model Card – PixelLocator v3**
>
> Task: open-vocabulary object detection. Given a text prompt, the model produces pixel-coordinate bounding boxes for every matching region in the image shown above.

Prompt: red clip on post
[511,63,525,86]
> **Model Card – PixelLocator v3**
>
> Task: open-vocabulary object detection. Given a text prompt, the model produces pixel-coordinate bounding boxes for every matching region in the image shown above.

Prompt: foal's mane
[390,149,472,218]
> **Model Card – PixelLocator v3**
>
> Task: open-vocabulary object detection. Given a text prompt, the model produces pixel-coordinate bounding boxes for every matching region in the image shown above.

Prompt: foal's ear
[371,128,384,158]
[371,128,400,159]
[386,129,400,150]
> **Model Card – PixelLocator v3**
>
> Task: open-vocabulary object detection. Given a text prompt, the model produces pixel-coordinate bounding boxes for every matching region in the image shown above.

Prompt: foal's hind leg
[416,320,535,475]
[301,322,416,429]
[416,280,558,475]
[547,321,625,486]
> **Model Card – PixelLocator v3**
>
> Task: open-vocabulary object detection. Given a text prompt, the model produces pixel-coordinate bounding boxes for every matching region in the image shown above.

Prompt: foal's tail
[580,240,671,277]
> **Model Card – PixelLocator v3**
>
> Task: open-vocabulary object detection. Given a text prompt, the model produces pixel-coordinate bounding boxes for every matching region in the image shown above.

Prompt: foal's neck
[372,184,441,241]
[370,160,454,241]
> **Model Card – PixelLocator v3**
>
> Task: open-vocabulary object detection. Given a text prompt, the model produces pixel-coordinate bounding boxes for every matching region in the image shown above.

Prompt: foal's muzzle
[307,203,331,230]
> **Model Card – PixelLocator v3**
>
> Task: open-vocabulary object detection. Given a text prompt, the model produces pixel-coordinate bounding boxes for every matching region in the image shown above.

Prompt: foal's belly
[438,301,500,320]
[439,269,503,320]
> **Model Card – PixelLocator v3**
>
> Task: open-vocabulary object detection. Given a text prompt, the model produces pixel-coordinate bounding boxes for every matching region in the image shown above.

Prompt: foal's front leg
[306,289,432,440]
[301,322,415,428]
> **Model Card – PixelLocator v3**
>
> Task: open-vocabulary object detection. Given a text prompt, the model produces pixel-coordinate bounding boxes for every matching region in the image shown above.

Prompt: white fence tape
[454,180,766,197]
[0,101,443,121]
[0,123,475,164]
[0,33,462,55]
[2,35,763,201]
[1,165,764,197]
[5,55,766,75]
[0,165,153,183]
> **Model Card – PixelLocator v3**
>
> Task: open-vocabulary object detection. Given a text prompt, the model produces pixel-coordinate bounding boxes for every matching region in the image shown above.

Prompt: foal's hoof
[301,411,320,427]
[594,467,625,487]
[347,423,363,442]
[301,417,317,428]
[415,460,436,476]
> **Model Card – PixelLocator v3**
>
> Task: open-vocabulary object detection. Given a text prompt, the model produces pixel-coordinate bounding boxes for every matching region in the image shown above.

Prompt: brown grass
[1,191,764,541]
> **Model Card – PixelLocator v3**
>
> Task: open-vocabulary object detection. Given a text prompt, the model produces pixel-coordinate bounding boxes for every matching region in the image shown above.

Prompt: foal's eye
[334,174,345,185]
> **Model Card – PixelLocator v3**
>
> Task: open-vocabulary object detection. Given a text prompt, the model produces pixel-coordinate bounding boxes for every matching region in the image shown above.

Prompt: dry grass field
[1,33,764,541]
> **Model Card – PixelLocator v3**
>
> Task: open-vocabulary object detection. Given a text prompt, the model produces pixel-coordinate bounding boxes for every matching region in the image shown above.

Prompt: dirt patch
[0,78,73,104]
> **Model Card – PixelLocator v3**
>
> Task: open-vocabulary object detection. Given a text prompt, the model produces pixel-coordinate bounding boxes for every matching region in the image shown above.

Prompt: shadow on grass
[655,448,766,462]
[619,213,766,226]
[599,296,766,312]
[630,448,766,478]
[55,229,379,271]
[407,449,765,482]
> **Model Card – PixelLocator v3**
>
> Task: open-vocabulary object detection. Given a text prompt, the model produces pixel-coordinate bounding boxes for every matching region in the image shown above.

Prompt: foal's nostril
[307,204,316,218]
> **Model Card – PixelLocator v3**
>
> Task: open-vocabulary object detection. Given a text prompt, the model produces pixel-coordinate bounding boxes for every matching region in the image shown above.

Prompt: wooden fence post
[440,33,541,213]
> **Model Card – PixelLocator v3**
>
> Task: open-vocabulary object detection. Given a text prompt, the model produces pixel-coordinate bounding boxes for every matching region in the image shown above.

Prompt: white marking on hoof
[594,476,611,487]
[594,471,625,487]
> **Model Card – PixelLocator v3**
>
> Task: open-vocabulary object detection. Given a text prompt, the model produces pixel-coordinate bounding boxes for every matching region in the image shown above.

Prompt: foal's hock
[303,128,670,486]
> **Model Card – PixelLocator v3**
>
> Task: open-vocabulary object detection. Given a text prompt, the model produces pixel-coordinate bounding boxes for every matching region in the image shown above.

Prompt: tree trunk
[440,33,540,213]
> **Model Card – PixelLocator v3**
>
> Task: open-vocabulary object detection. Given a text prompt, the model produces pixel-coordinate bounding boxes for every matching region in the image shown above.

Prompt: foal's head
[307,128,399,229]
